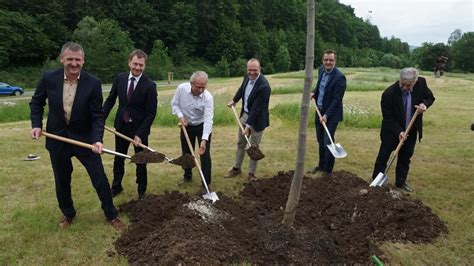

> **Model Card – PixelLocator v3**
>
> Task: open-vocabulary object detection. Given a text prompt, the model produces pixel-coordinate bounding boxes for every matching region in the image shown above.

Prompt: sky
[339,0,474,47]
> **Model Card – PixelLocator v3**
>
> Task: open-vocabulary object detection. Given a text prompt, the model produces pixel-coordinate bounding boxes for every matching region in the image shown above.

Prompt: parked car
[0,82,24,96]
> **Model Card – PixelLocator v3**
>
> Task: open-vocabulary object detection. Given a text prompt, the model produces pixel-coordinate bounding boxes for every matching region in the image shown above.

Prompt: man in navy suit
[103,49,157,200]
[225,58,271,181]
[309,49,346,176]
[30,42,124,230]
[372,68,435,192]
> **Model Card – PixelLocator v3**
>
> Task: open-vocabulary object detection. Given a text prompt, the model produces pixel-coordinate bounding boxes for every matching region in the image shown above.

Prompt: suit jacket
[103,72,157,139]
[380,76,435,141]
[233,74,271,132]
[312,66,346,122]
[30,69,105,154]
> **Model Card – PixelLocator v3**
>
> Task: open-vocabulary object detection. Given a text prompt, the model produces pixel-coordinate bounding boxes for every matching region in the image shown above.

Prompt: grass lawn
[0,68,473,264]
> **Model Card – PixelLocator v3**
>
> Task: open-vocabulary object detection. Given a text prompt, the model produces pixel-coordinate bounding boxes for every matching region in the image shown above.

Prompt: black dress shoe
[138,193,146,200]
[396,183,412,192]
[307,166,322,174]
[111,187,123,198]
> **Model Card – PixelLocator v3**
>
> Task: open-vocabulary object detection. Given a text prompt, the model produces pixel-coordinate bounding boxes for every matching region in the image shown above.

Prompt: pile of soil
[115,171,447,264]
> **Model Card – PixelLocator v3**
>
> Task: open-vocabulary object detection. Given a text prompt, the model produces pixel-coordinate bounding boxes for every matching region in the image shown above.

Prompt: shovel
[104,126,194,168]
[40,131,151,164]
[230,105,265,160]
[370,107,421,187]
[313,101,347,158]
[180,124,219,203]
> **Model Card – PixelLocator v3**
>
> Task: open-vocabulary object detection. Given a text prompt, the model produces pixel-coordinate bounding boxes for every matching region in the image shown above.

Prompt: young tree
[282,0,315,226]
[147,39,172,81]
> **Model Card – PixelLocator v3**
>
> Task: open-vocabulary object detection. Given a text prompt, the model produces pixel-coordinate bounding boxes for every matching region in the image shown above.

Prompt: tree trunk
[282,0,315,226]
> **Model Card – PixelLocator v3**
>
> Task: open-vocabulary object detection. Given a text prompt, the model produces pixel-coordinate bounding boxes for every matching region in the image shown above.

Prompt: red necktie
[123,77,135,122]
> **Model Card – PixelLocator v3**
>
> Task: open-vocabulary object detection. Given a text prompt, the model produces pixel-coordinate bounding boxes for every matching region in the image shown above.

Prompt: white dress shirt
[171,82,214,140]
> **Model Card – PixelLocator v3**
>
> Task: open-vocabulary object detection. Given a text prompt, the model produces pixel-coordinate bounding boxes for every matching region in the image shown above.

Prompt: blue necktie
[404,91,411,129]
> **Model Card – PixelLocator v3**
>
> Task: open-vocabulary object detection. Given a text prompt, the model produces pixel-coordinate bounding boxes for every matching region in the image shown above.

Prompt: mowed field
[0,68,473,264]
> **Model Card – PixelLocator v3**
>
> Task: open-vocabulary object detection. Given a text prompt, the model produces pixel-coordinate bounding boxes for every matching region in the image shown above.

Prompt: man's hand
[92,142,104,154]
[227,100,236,108]
[416,103,427,113]
[243,127,251,137]
[179,117,188,127]
[198,140,207,155]
[133,136,142,147]
[320,114,327,124]
[31,128,42,139]
[399,131,408,142]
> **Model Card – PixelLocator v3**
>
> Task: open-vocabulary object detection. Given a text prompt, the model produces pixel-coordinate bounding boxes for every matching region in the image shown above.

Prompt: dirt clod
[169,153,196,169]
[130,150,166,164]
[115,171,447,264]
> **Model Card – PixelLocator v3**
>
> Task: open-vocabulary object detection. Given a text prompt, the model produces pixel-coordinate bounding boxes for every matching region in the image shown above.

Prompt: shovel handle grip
[230,105,252,145]
[104,126,155,152]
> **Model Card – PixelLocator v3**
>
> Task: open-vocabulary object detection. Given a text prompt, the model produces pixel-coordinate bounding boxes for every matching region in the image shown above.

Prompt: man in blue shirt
[309,50,346,176]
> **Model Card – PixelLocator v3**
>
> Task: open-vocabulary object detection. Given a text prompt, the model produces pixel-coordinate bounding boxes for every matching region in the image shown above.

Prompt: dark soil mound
[115,171,447,264]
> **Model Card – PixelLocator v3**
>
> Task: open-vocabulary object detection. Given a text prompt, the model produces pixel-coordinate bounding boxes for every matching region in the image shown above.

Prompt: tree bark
[282,0,315,226]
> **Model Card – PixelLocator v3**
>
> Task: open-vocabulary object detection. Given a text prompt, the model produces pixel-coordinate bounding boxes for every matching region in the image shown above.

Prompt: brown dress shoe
[109,218,125,231]
[247,173,257,182]
[59,216,74,229]
[224,167,242,178]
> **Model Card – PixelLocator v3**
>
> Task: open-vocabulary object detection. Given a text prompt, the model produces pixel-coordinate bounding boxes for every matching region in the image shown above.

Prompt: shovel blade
[246,145,265,161]
[203,192,219,203]
[370,172,388,187]
[327,143,347,159]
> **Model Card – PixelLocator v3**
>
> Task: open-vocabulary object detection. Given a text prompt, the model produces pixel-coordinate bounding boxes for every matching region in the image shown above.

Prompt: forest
[0,0,472,87]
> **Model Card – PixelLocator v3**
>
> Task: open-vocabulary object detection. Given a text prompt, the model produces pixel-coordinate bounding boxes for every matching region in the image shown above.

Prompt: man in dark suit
[30,42,124,230]
[308,49,346,176]
[225,58,271,181]
[103,49,157,200]
[372,67,435,192]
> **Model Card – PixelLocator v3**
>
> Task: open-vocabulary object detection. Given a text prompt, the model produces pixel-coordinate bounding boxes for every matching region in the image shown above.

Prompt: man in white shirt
[171,71,214,188]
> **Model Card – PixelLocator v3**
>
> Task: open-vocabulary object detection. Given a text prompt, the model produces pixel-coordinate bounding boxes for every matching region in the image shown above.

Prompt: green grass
[1,68,473,264]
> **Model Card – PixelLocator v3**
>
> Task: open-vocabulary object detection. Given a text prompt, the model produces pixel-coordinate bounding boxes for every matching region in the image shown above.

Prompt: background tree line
[0,0,472,88]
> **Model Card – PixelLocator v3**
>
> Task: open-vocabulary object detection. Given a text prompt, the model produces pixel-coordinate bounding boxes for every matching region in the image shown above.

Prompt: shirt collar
[128,72,142,82]
[63,73,80,81]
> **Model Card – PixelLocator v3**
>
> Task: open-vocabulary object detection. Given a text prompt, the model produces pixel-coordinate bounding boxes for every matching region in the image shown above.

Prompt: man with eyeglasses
[371,67,435,192]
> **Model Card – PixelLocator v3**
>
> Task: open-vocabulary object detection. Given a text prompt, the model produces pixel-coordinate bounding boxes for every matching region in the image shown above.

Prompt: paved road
[0,82,180,103]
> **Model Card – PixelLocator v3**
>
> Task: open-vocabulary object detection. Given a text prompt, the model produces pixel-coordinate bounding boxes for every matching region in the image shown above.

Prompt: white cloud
[339,0,474,46]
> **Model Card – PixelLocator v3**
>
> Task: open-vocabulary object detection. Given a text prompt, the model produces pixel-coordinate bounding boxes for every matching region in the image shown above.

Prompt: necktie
[404,91,411,129]
[123,77,135,122]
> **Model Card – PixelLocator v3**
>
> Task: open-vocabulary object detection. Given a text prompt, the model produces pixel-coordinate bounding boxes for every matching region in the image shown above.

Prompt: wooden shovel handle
[180,125,211,193]
[42,131,94,150]
[393,108,420,154]
[104,126,154,152]
[42,131,131,159]
[230,105,252,145]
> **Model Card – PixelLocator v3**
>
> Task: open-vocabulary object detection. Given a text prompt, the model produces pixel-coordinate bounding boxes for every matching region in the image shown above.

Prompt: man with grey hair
[372,67,435,192]
[171,71,214,189]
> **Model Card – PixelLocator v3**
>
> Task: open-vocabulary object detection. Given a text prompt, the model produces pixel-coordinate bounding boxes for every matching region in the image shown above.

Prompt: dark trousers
[180,124,212,185]
[112,123,147,195]
[315,115,339,173]
[372,131,417,185]
[49,145,118,220]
